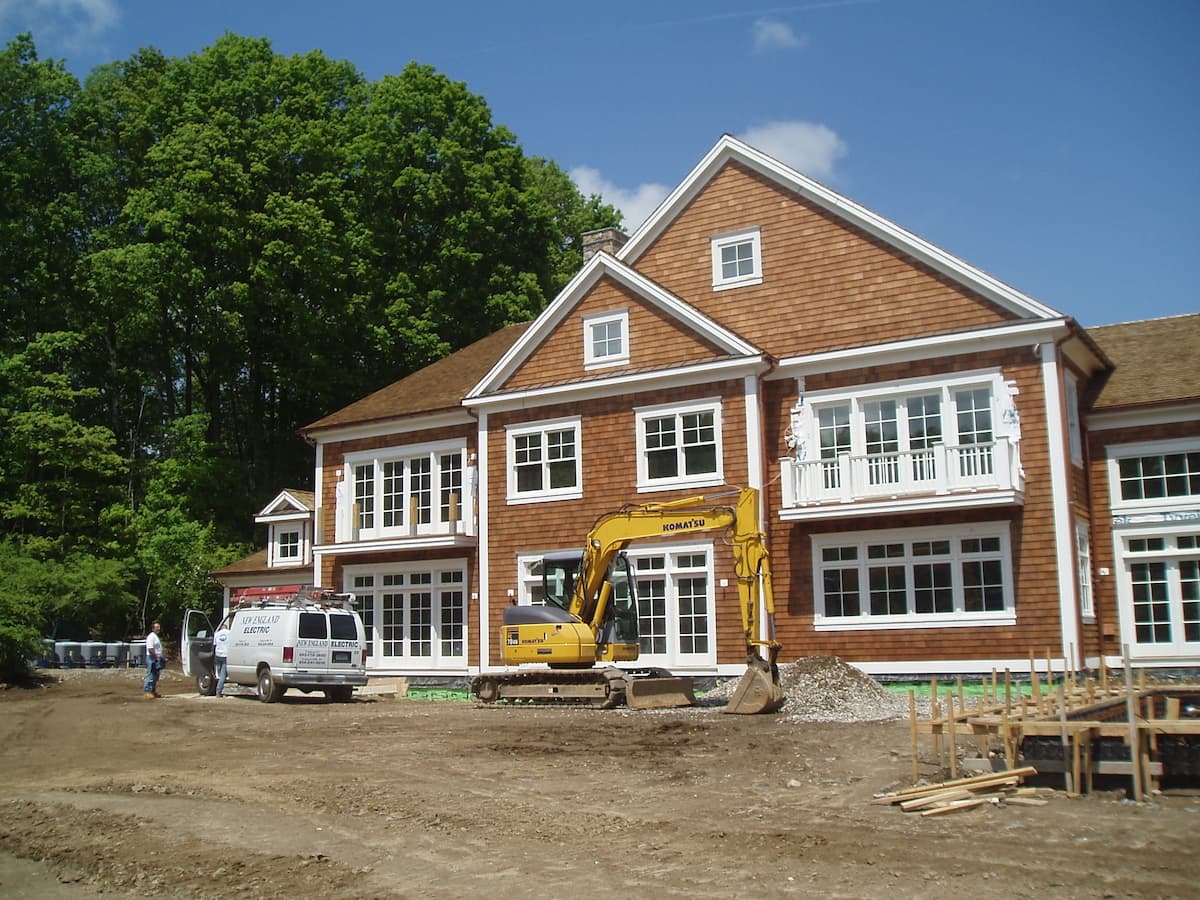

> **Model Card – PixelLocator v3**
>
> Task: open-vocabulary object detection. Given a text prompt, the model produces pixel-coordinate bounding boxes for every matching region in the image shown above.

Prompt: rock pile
[707,655,909,723]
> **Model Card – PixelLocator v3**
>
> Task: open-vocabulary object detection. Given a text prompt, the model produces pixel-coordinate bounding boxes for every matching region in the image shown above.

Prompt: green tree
[0,35,83,351]
[0,332,127,558]
[524,156,623,295]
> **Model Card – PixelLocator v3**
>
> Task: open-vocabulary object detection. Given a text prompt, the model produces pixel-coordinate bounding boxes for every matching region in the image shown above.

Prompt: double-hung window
[347,441,466,538]
[506,417,582,502]
[813,523,1015,629]
[635,399,723,491]
[583,309,629,369]
[711,227,762,290]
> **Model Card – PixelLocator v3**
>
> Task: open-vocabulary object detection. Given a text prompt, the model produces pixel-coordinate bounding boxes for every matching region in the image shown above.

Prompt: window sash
[637,405,720,487]
[815,527,1012,626]
[508,421,581,499]
[351,449,464,536]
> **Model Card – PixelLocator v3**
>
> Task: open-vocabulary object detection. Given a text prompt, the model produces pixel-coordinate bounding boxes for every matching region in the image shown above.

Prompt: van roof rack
[230,585,357,611]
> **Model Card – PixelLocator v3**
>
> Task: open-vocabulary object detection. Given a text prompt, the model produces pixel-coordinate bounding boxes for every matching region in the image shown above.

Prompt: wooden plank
[872,767,1036,804]
[900,788,974,811]
[920,796,992,817]
[1004,796,1049,807]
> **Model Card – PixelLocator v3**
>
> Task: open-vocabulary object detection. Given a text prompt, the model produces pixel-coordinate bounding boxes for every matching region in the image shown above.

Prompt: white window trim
[803,369,1008,447]
[343,558,468,669]
[268,522,308,566]
[582,309,629,370]
[1065,372,1083,467]
[1106,437,1200,514]
[627,540,718,668]
[1076,520,1094,621]
[505,416,583,504]
[812,522,1016,631]
[1110,522,1200,661]
[344,438,467,539]
[711,227,762,291]
[634,398,724,493]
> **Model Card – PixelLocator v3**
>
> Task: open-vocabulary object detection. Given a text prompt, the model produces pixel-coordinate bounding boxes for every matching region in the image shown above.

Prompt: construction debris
[905,647,1200,802]
[873,767,1040,816]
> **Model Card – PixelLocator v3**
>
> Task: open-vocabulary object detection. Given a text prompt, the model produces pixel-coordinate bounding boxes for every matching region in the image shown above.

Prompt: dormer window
[583,309,629,369]
[278,529,300,560]
[711,227,762,291]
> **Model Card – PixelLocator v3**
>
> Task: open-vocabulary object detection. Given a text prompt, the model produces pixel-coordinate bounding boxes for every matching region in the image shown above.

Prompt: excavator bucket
[722,654,785,715]
[626,676,696,710]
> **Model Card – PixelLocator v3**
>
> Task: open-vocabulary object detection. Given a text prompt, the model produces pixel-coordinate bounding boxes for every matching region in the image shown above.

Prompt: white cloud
[752,18,806,53]
[570,165,672,233]
[738,120,848,183]
[0,0,120,54]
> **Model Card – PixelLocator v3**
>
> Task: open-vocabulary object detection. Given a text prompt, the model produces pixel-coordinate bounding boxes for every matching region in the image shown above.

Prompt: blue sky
[3,0,1197,328]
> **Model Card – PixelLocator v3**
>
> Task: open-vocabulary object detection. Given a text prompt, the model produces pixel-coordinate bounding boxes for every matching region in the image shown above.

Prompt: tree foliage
[0,32,621,665]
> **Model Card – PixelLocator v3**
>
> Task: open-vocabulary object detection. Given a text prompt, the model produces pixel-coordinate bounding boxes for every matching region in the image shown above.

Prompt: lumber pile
[873,767,1042,817]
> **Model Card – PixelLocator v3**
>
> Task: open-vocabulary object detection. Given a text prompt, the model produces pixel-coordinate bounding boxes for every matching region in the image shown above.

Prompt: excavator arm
[569,487,784,714]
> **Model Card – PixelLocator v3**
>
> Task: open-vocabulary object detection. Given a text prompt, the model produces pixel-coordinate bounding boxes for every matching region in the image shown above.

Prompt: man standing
[143,622,164,699]
[213,618,231,697]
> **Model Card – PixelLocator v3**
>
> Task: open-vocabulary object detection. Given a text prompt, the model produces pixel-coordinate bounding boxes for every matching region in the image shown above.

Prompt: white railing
[780,438,1023,508]
[334,465,477,542]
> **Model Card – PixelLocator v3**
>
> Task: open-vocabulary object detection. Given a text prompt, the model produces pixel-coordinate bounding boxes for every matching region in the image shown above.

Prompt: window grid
[277,530,300,559]
[638,406,720,486]
[1118,452,1200,502]
[816,530,1010,622]
[509,421,580,499]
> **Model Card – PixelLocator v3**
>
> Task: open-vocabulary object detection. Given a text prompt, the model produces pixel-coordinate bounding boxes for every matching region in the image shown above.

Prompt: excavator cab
[542,551,641,652]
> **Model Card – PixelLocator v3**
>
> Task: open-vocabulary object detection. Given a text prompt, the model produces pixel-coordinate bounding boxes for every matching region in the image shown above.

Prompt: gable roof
[303,322,531,434]
[255,489,315,519]
[619,134,1064,322]
[1087,313,1200,410]
[467,251,760,400]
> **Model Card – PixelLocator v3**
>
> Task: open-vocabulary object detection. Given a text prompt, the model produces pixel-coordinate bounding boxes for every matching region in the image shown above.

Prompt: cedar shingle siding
[256,138,1197,679]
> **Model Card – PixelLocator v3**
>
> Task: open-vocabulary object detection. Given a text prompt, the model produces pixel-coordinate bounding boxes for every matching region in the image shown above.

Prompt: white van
[183,587,368,702]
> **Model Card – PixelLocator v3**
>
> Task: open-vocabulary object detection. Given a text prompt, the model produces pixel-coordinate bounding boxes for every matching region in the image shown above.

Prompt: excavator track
[471,667,628,709]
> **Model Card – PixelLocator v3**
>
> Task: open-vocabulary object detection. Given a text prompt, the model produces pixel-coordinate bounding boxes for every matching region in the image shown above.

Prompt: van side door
[182,609,215,679]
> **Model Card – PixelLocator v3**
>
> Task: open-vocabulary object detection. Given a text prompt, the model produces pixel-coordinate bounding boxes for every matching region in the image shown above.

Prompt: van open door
[182,609,216,695]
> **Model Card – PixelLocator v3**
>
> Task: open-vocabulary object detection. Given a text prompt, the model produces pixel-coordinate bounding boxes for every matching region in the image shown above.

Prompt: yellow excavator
[470,487,785,714]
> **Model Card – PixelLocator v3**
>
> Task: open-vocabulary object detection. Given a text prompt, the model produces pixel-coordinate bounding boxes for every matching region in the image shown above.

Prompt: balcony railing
[333,473,477,544]
[779,438,1023,509]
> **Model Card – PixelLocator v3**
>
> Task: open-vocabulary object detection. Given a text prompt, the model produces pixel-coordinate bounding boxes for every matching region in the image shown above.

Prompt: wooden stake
[931,678,942,770]
[946,688,958,779]
[1030,652,1041,715]
[909,689,919,783]
[1123,645,1144,802]
[1058,683,1075,795]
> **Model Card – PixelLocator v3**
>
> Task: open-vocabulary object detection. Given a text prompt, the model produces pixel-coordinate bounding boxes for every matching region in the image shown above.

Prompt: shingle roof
[211,548,271,577]
[302,322,532,433]
[280,489,315,510]
[1087,313,1200,410]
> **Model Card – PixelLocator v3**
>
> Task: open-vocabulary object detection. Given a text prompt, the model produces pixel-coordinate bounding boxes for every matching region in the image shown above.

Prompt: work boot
[143,692,155,699]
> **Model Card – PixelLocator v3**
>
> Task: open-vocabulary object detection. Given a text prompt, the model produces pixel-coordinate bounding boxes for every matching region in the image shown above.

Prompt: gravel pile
[707,655,910,723]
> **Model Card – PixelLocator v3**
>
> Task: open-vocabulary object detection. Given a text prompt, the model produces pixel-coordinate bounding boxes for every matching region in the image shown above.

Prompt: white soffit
[771,318,1071,377]
[618,134,1064,322]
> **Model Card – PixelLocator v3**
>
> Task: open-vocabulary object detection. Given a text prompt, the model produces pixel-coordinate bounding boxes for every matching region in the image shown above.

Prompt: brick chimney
[581,227,629,264]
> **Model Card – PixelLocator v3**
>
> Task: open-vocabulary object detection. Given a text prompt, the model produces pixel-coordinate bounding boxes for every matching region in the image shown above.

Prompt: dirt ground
[2,666,1198,899]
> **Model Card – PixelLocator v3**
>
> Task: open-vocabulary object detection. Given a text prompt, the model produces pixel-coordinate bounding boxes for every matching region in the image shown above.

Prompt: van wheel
[257,668,284,703]
[196,672,216,696]
[324,686,354,703]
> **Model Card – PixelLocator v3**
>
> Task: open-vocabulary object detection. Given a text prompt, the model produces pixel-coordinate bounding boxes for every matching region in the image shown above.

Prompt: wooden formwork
[909,648,1200,802]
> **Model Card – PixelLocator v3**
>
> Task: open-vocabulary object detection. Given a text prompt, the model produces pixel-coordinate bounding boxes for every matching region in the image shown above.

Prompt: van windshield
[299,612,327,639]
[330,614,357,640]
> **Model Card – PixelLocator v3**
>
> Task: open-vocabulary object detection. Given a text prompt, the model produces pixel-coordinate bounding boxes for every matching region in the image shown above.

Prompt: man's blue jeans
[143,658,162,694]
[215,657,227,696]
